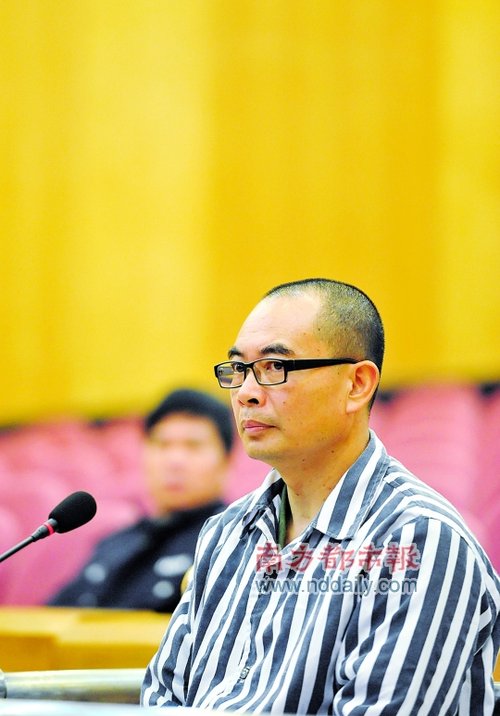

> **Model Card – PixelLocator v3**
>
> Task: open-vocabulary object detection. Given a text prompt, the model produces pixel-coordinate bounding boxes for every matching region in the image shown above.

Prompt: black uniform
[48,501,225,612]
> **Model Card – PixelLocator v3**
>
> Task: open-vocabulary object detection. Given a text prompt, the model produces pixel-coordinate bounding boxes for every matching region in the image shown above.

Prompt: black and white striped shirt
[142,432,500,714]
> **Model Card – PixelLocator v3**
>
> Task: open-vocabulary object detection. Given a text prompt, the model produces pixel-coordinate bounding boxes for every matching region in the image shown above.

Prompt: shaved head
[263,278,384,406]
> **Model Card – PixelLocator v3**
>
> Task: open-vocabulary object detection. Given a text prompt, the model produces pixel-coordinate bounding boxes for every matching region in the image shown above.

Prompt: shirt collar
[313,431,390,540]
[240,431,390,541]
[241,470,284,536]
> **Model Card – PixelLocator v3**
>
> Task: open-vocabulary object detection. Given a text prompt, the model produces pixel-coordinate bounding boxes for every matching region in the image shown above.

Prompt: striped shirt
[142,432,500,714]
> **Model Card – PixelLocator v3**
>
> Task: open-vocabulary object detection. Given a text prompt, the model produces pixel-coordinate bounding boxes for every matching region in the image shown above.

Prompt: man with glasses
[142,278,499,714]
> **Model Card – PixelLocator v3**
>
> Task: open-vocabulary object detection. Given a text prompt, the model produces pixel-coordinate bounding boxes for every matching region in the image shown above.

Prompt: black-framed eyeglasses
[213,357,361,388]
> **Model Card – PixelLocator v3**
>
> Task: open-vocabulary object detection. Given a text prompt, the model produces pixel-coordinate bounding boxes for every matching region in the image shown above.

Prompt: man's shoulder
[372,457,499,580]
[92,517,149,549]
[375,460,460,534]
[378,451,461,515]
[202,490,260,532]
[198,472,279,543]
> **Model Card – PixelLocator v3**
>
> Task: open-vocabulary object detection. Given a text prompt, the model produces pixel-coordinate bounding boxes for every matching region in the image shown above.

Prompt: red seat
[381,384,482,512]
[0,507,24,602]
[476,389,500,512]
[368,397,392,438]
[96,418,143,472]
[481,501,500,573]
[0,474,75,536]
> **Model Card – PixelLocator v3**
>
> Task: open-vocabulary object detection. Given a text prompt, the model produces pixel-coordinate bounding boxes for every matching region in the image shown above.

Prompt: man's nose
[158,446,187,465]
[236,367,265,405]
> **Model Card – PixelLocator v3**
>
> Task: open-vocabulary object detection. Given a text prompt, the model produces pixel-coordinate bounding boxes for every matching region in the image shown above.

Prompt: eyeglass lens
[217,360,285,387]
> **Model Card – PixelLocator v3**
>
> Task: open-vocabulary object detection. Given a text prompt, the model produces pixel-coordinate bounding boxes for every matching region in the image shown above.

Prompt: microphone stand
[0,537,36,564]
[0,522,55,563]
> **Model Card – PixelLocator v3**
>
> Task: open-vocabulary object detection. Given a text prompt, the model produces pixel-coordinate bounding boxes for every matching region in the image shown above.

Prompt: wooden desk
[0,606,498,684]
[0,607,169,672]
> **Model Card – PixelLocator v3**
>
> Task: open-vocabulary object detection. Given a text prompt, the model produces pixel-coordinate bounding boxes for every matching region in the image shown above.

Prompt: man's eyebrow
[261,343,294,357]
[227,343,294,360]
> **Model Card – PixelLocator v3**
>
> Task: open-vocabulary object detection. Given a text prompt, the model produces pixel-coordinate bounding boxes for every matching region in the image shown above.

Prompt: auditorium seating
[478,388,500,512]
[0,382,498,606]
[376,384,482,512]
[0,507,24,603]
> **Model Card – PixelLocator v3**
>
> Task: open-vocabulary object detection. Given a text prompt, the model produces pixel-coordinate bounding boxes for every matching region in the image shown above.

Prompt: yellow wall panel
[1,1,214,421]
[436,0,500,379]
[0,1,498,423]
[204,2,442,388]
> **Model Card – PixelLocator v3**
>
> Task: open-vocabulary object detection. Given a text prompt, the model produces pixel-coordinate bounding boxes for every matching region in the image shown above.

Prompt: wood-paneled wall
[1,1,498,423]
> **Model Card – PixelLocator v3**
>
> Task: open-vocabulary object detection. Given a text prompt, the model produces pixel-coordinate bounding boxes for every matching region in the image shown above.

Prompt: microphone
[0,491,97,563]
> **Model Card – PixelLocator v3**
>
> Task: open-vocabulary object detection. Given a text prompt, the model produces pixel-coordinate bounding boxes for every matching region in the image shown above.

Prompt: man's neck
[279,428,370,546]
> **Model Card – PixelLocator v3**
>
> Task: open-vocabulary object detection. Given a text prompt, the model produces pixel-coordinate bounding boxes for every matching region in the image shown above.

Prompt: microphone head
[48,491,97,533]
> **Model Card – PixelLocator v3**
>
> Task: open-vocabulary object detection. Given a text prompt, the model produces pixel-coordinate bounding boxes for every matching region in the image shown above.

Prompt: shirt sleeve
[140,513,220,707]
[141,575,195,706]
[333,517,499,715]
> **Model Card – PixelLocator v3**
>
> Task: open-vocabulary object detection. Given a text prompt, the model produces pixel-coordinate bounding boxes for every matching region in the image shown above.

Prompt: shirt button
[239,667,249,680]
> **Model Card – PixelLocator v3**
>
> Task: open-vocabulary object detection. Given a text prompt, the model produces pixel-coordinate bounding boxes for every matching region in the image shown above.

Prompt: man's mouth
[241,420,273,433]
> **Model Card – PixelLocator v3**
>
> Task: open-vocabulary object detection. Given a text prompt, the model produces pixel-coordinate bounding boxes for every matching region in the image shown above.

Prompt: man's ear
[346,361,380,414]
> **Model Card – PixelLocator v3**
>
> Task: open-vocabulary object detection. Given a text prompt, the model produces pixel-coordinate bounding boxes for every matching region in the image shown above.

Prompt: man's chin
[242,440,275,466]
